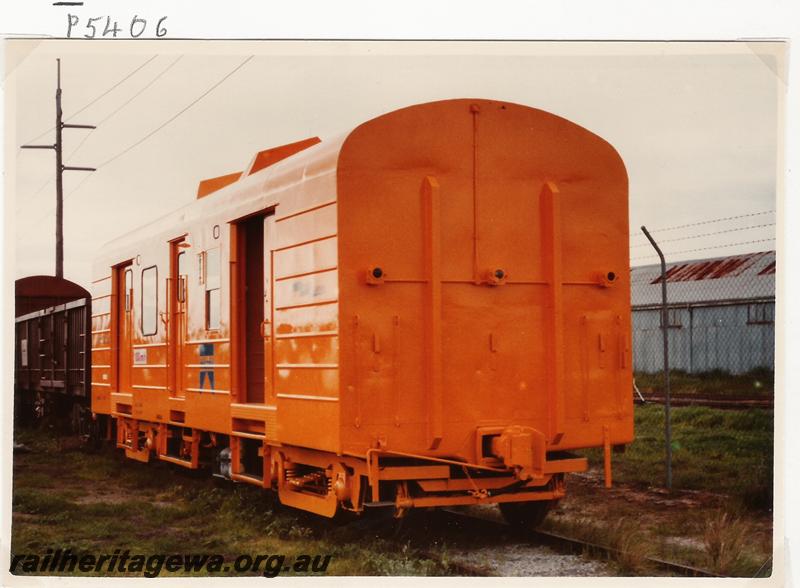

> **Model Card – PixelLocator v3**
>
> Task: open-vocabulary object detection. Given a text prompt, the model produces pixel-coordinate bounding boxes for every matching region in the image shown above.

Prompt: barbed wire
[629,222,775,248]
[630,238,776,262]
[629,210,775,238]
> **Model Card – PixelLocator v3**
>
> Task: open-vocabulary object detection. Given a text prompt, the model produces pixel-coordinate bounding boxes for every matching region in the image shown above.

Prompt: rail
[636,395,773,410]
[438,509,724,578]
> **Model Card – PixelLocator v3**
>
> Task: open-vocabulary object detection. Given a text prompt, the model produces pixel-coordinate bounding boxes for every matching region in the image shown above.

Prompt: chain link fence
[630,250,775,401]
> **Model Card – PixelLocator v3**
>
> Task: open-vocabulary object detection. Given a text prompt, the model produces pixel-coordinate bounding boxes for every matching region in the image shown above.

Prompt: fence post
[641,225,672,491]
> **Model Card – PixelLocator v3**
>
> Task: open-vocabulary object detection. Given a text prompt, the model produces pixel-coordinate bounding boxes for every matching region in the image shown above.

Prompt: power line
[629,210,775,238]
[65,55,159,122]
[64,55,184,163]
[96,56,183,127]
[21,55,254,230]
[19,172,94,233]
[21,54,175,209]
[629,222,776,248]
[96,55,254,169]
[19,55,158,147]
[65,173,94,200]
[630,238,776,262]
[17,175,55,211]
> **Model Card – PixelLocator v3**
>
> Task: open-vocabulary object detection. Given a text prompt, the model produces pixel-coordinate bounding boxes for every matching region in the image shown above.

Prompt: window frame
[124,268,133,311]
[659,307,683,329]
[140,265,159,336]
[205,288,221,331]
[747,302,774,325]
[203,248,221,331]
[176,250,187,303]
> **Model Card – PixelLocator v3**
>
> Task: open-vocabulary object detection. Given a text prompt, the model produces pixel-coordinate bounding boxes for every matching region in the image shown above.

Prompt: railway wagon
[91,98,634,522]
[15,297,91,428]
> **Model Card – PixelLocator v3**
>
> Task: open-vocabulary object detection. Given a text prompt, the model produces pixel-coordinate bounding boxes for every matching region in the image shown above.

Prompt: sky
[5,41,783,288]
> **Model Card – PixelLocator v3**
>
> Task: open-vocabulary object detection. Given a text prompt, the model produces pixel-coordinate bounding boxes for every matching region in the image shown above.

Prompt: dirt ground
[10,429,452,577]
[10,429,611,577]
[11,427,773,578]
[545,468,774,576]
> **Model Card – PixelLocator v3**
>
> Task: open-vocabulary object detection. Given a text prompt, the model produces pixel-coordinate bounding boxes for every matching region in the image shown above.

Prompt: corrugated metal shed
[630,250,775,308]
[630,250,775,374]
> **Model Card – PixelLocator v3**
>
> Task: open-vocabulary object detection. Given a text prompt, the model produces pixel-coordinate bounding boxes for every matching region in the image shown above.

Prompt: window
[177,251,187,302]
[124,269,132,311]
[659,308,682,328]
[748,303,774,325]
[204,248,220,330]
[207,289,220,330]
[141,266,158,335]
[198,252,205,285]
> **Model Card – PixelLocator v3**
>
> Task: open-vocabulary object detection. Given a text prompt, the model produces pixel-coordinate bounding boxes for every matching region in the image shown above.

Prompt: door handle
[260,319,271,339]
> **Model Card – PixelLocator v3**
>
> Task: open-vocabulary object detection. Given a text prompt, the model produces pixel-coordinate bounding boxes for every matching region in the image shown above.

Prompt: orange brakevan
[90,98,633,524]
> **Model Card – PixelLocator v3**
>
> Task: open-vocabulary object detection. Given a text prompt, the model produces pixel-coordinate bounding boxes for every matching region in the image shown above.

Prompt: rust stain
[758,261,776,275]
[650,252,771,284]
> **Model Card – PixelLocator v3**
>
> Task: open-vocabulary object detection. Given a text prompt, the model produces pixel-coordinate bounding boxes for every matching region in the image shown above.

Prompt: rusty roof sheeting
[630,250,775,307]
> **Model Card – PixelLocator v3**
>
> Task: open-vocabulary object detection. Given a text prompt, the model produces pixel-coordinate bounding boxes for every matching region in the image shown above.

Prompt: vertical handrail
[422,176,443,450]
[165,277,172,393]
[641,225,672,490]
[266,214,277,407]
[470,104,481,284]
[63,307,70,390]
[540,181,565,443]
[50,314,56,385]
[229,225,239,404]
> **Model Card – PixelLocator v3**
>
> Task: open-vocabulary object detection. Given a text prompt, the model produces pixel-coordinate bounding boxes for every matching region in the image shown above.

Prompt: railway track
[349,506,612,576]
[435,508,722,577]
[636,395,773,409]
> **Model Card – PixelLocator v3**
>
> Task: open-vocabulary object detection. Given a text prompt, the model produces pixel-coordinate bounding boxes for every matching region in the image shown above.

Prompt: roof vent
[196,171,243,199]
[195,136,322,199]
[246,136,321,176]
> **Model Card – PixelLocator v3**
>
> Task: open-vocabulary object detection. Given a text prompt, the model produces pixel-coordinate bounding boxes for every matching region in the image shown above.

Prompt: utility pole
[20,58,96,279]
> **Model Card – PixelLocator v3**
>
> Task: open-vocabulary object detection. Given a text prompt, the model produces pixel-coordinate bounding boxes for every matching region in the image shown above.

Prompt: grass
[634,368,774,399]
[589,404,774,511]
[12,402,774,578]
[544,502,771,577]
[547,403,774,577]
[702,510,754,576]
[543,517,652,575]
[11,426,455,577]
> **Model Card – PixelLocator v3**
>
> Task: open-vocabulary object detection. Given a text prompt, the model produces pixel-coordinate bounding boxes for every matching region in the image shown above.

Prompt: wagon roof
[630,250,776,307]
[94,98,623,274]
[94,132,342,269]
